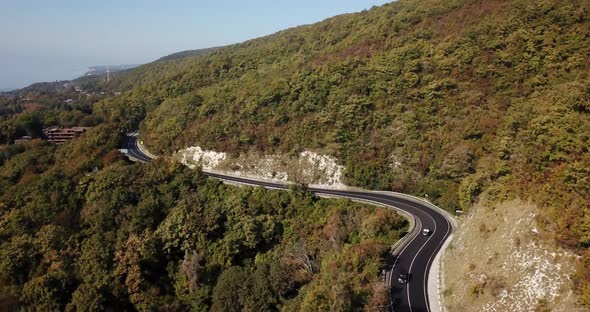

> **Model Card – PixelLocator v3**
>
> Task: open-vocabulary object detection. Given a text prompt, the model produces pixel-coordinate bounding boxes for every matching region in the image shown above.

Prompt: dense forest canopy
[99,0,588,251]
[0,127,407,310]
[97,0,589,305]
[0,0,589,309]
[156,47,223,63]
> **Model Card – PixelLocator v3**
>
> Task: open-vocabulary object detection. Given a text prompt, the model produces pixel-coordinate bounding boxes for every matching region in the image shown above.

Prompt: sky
[0,0,390,90]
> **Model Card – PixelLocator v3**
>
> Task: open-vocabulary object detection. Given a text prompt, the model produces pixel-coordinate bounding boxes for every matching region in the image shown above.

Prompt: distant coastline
[0,64,141,92]
[84,64,140,76]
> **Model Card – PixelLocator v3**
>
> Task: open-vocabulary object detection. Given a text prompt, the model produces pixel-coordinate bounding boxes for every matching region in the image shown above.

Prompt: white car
[422,228,431,236]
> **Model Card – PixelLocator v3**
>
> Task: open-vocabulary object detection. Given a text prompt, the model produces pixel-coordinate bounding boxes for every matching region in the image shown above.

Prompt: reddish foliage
[23,102,45,112]
[311,39,379,67]
[102,149,122,166]
[19,169,38,185]
[479,116,499,131]
[24,139,45,148]
[350,240,386,258]
[428,0,505,38]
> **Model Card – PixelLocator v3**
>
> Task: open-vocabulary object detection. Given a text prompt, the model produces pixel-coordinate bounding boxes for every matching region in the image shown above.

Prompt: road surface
[122,134,454,312]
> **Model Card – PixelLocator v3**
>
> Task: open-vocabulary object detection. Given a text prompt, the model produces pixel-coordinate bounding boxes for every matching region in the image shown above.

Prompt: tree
[211,266,247,312]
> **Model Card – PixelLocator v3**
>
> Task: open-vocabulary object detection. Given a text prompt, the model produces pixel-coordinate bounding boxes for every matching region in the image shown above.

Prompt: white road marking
[390,216,421,312]
[129,137,455,312]
[407,210,437,312]
[423,211,452,312]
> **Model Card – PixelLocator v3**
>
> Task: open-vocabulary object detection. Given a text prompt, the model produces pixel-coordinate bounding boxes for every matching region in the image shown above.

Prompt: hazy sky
[0,0,390,89]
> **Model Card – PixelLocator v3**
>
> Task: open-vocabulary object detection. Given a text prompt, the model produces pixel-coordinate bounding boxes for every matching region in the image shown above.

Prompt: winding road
[122,134,455,312]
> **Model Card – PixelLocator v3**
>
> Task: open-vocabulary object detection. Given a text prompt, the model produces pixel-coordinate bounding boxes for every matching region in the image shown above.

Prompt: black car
[397,273,408,284]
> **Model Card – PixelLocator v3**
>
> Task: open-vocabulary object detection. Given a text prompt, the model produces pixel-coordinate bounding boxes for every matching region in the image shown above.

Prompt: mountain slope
[0,0,588,310]
[94,0,590,306]
[101,0,589,194]
[156,47,223,62]
[103,2,588,207]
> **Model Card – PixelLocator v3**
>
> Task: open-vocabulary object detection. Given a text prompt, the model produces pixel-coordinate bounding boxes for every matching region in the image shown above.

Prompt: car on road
[422,228,431,236]
[397,273,408,284]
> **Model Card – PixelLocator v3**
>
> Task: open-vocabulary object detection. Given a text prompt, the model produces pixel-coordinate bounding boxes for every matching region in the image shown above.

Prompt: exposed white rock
[299,151,346,188]
[175,146,346,187]
[227,154,290,184]
[443,200,583,312]
[178,146,227,170]
[388,153,403,169]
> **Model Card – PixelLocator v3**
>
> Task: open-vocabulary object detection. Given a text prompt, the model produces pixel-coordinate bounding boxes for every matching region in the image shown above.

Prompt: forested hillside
[0,76,119,144]
[94,0,590,305]
[156,47,222,62]
[1,0,589,309]
[0,127,407,310]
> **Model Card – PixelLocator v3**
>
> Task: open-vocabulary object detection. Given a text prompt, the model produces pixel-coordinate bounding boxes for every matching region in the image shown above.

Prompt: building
[14,136,32,144]
[43,127,90,144]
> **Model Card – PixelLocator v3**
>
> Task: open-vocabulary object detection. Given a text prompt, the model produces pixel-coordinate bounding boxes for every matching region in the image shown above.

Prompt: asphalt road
[123,134,454,312]
[122,133,154,163]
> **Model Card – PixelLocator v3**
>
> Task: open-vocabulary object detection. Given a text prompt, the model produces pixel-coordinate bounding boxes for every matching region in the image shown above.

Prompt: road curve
[122,134,454,312]
[121,132,154,163]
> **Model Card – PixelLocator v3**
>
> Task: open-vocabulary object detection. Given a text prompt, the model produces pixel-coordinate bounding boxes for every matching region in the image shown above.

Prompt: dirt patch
[443,199,585,312]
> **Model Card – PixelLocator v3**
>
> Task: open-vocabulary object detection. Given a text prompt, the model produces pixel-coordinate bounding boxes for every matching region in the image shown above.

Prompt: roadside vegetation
[0,127,406,310]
